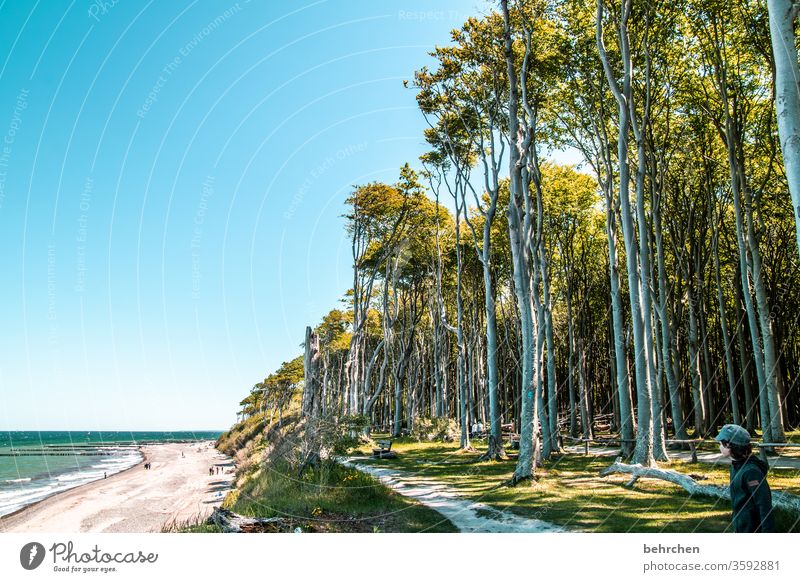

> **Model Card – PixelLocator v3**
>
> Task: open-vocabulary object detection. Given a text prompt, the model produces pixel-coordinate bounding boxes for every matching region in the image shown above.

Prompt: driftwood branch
[210,507,289,533]
[600,457,729,498]
[600,457,800,515]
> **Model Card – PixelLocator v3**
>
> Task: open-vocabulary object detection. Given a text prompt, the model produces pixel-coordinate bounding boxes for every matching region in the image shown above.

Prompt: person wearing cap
[714,424,775,533]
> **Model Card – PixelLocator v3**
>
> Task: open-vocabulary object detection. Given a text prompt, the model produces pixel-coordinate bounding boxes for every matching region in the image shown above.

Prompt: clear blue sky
[0,0,506,431]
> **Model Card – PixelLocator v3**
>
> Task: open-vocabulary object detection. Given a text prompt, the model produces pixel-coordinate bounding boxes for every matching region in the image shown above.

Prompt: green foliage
[317,414,372,456]
[315,308,351,354]
[346,166,446,284]
[265,355,304,387]
[410,416,459,442]
[216,414,265,457]
[243,355,304,424]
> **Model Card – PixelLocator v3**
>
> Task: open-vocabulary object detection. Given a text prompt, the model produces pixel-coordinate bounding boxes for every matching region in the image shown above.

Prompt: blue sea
[0,431,222,518]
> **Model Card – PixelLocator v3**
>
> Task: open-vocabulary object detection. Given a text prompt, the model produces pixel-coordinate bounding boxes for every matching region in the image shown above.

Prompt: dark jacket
[729,456,775,533]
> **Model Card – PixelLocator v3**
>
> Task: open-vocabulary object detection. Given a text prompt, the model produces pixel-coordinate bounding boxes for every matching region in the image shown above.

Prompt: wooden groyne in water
[0,451,119,457]
[0,439,211,457]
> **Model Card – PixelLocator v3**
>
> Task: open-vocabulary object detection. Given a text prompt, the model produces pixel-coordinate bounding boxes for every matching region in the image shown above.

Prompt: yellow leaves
[540,162,601,220]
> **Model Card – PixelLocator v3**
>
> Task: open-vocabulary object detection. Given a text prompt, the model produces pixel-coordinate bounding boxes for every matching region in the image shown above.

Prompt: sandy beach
[0,441,233,533]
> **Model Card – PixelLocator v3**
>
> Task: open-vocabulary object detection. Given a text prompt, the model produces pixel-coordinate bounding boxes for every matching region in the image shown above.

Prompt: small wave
[92,457,139,470]
[0,450,143,516]
[0,485,55,503]
[55,472,104,482]
[0,489,57,516]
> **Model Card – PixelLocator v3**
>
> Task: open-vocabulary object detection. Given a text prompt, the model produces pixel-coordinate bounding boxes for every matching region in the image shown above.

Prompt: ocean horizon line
[0,429,226,433]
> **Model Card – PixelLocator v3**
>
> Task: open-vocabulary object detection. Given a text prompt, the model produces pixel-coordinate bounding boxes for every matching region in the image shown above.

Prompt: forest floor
[346,436,800,533]
[561,443,800,469]
[340,457,564,532]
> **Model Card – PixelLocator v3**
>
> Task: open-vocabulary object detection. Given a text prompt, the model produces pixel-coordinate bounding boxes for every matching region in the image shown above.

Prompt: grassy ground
[184,417,800,533]
[227,459,456,532]
[353,436,800,533]
[183,457,456,533]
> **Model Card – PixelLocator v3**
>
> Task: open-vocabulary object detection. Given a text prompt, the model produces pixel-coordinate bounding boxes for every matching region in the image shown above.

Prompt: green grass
[216,415,265,457]
[354,436,800,533]
[224,458,456,532]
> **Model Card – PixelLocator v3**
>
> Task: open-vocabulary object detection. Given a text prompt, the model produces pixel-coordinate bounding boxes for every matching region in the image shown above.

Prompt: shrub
[410,416,459,442]
[328,414,372,455]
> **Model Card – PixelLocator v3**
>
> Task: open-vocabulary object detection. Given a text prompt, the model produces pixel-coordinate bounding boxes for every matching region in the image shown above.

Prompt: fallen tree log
[599,458,800,515]
[210,507,290,533]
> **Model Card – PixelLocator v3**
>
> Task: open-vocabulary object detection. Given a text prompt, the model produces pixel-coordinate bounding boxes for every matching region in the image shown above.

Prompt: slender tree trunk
[578,338,592,439]
[303,327,322,418]
[567,289,578,438]
[713,215,741,426]
[531,195,552,461]
[607,200,635,456]
[715,56,782,441]
[654,194,686,439]
[766,0,800,259]
[687,282,707,436]
[542,251,561,452]
[503,0,539,483]
[455,218,471,450]
[597,0,655,465]
[483,258,505,459]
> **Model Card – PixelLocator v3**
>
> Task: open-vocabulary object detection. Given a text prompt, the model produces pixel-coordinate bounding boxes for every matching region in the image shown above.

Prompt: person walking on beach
[715,424,775,532]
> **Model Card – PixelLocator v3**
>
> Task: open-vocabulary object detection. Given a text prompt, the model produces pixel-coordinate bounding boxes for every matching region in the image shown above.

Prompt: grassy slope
[354,436,800,533]
[187,417,457,533]
[227,459,456,532]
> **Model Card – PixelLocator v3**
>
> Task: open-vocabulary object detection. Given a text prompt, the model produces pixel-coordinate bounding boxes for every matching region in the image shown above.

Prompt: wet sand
[0,441,233,532]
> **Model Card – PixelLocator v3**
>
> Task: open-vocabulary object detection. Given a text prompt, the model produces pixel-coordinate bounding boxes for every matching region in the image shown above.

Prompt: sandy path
[340,458,564,533]
[0,442,233,533]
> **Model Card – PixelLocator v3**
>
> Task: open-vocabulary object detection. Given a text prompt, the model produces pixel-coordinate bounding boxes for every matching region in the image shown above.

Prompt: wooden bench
[372,439,397,459]
[562,435,594,455]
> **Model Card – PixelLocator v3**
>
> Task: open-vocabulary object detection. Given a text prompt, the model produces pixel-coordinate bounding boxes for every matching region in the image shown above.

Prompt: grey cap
[714,424,751,446]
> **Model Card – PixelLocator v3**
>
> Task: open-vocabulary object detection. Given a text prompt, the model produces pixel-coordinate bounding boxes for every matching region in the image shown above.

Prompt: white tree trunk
[503,0,539,482]
[767,0,800,260]
[600,459,800,515]
[597,0,655,466]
